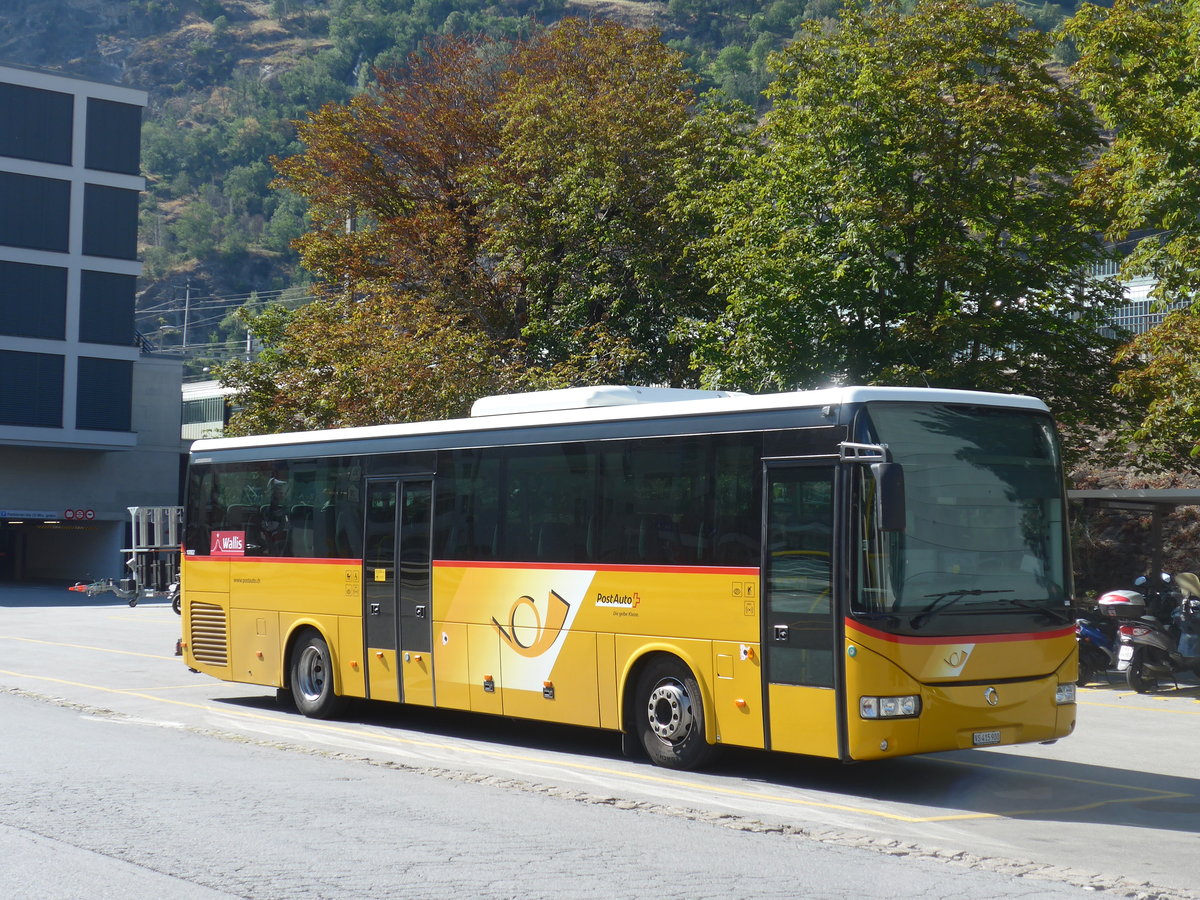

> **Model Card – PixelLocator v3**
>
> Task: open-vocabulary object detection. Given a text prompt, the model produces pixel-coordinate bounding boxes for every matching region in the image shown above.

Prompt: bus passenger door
[364,480,401,703]
[763,463,840,758]
[397,480,433,706]
[363,479,434,705]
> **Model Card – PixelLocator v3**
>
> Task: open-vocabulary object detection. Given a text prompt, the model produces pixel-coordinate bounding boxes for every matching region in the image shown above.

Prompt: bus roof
[470,385,745,416]
[190,386,1050,456]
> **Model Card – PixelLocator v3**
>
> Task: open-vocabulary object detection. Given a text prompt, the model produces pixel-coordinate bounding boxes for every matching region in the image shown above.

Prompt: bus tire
[290,631,346,718]
[634,656,715,770]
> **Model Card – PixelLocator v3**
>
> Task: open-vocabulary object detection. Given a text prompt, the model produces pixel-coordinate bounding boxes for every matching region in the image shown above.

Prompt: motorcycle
[1117,571,1200,692]
[1075,612,1117,685]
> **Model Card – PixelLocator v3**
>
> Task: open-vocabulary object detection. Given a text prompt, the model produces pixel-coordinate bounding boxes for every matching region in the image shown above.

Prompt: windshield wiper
[994,597,1072,624]
[910,589,1012,629]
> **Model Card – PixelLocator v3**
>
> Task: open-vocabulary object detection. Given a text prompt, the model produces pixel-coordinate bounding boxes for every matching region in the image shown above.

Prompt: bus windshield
[853,402,1069,633]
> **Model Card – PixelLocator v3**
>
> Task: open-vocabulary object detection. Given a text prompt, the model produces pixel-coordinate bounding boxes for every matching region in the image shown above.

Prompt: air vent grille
[189,601,228,666]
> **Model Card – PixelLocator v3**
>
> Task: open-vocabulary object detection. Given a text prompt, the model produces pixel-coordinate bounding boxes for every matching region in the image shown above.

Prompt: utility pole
[182,280,191,351]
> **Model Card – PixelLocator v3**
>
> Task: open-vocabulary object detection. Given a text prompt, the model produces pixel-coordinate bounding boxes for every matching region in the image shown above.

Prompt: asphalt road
[1,583,1198,899]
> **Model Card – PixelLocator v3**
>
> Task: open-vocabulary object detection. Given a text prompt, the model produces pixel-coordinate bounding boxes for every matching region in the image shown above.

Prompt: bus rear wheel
[290,631,346,718]
[634,657,715,770]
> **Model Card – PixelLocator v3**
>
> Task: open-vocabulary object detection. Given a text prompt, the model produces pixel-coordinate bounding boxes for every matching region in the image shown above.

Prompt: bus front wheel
[634,657,715,770]
[290,631,346,718]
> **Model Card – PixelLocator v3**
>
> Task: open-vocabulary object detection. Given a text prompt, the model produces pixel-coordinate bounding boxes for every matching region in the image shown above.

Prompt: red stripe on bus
[845,619,1075,645]
[433,559,760,576]
[207,556,358,565]
[193,556,760,575]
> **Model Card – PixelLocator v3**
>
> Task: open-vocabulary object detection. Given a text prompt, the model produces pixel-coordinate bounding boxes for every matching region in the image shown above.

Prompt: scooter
[1117,571,1200,692]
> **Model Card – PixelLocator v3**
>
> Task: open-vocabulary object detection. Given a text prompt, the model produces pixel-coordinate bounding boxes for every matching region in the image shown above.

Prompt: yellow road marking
[1079,697,1200,716]
[0,635,175,661]
[115,683,219,692]
[0,666,1187,825]
[938,755,1182,795]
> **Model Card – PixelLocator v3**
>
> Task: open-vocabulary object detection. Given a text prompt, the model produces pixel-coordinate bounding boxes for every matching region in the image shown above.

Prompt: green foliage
[218,294,528,433]
[661,0,1089,108]
[132,0,1092,351]
[1067,0,1200,306]
[228,22,727,429]
[139,0,563,304]
[1113,309,1200,473]
[1066,0,1200,468]
[485,19,720,385]
[686,0,1127,437]
[115,0,1159,450]
[140,50,355,279]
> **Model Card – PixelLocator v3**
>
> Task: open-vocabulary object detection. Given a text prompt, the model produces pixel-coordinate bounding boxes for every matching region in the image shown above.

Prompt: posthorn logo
[492,590,570,658]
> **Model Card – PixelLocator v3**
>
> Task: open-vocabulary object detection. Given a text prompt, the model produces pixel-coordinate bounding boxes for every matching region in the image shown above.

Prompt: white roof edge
[190,386,1049,454]
[470,385,746,417]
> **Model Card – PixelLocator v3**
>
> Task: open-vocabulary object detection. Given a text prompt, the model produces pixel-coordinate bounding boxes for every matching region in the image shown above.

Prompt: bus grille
[189,601,229,666]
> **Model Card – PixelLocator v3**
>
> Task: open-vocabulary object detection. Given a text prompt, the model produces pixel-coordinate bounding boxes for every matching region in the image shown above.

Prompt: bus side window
[436,449,502,562]
[186,468,222,555]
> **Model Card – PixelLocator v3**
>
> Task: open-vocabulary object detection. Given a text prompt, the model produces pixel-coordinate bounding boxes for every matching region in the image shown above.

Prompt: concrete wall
[0,354,184,581]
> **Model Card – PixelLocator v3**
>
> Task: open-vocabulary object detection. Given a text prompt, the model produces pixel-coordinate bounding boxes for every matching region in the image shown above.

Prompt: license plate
[1118,644,1134,661]
[972,730,1001,746]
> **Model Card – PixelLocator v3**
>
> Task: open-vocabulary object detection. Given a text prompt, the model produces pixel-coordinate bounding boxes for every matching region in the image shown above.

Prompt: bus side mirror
[871,462,906,532]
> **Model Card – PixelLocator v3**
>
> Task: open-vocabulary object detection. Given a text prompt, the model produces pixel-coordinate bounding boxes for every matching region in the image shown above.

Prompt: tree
[274,35,510,335]
[485,19,721,385]
[1110,310,1200,473]
[1066,0,1200,471]
[218,296,527,433]
[226,35,519,429]
[688,0,1128,436]
[1067,0,1200,305]
[225,21,720,429]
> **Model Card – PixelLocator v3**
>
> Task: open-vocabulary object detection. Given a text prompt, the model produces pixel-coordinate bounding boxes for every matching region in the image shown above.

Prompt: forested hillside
[9,0,1200,592]
[0,0,1086,369]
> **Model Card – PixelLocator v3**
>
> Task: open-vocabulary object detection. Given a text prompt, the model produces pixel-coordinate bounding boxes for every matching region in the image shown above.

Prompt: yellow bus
[181,385,1077,769]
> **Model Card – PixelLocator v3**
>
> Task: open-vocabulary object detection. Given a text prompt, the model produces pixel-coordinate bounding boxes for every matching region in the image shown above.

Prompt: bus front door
[363,479,434,706]
[763,463,840,758]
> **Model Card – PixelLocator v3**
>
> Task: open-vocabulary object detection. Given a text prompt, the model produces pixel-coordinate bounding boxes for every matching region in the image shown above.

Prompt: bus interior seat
[223,504,262,551]
[444,512,501,561]
[290,504,315,557]
[638,515,682,565]
[588,509,624,562]
[715,532,756,566]
[335,506,363,557]
[223,504,254,527]
[318,503,339,556]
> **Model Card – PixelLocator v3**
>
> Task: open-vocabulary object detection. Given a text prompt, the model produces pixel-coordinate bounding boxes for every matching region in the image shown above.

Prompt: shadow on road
[1081,672,1200,696]
[211,688,1200,838]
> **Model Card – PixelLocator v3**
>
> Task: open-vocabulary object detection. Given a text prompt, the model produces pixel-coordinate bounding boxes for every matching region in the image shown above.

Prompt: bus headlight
[860,695,921,719]
[1055,683,1076,705]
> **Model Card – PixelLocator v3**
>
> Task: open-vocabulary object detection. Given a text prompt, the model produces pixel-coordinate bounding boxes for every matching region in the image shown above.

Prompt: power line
[136,287,315,316]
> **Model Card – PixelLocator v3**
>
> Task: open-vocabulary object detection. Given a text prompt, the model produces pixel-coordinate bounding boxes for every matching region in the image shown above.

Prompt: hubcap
[646,678,693,743]
[297,645,327,701]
